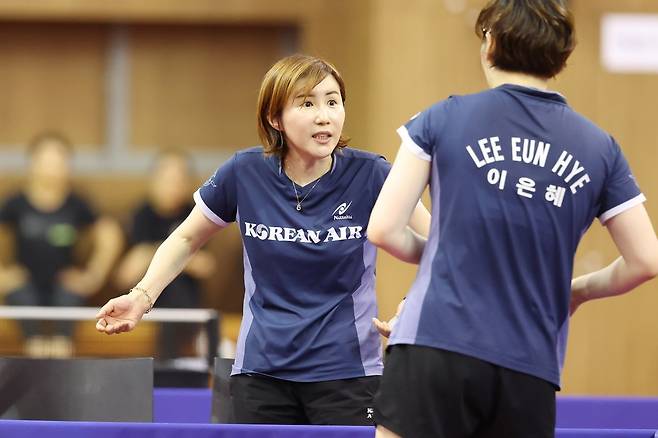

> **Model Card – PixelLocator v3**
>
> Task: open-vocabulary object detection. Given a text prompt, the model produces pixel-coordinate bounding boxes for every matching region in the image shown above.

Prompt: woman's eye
[302,101,313,108]
[328,100,337,106]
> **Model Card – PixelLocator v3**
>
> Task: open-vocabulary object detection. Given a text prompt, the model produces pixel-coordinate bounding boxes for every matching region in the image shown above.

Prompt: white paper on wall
[601,13,658,74]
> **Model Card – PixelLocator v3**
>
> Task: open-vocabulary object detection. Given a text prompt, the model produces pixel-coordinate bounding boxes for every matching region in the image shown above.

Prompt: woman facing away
[96,54,429,425]
[367,1,658,437]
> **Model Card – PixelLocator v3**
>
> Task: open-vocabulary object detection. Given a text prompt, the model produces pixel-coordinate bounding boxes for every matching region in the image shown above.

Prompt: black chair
[211,357,235,423]
[0,357,153,421]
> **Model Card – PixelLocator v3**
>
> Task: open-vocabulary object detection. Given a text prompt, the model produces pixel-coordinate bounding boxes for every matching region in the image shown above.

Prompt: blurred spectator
[0,132,123,357]
[114,149,215,359]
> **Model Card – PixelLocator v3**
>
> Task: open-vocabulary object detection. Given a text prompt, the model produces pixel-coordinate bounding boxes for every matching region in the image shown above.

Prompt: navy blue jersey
[389,84,644,387]
[195,147,389,381]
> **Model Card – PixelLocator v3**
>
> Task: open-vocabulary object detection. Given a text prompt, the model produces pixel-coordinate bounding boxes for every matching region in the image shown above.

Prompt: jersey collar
[498,83,568,105]
[276,152,338,176]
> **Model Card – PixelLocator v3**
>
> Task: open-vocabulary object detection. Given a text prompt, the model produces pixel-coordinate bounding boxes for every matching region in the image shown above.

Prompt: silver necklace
[291,177,322,211]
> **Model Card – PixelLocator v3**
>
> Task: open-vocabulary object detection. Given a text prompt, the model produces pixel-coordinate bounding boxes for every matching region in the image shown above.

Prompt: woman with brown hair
[368,0,658,437]
[96,54,429,425]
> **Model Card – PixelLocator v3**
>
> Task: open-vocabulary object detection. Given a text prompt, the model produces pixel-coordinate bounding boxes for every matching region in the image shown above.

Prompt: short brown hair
[476,0,576,78]
[257,54,349,158]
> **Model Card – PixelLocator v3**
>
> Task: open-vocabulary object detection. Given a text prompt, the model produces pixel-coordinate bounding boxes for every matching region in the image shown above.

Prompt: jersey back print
[390,84,644,387]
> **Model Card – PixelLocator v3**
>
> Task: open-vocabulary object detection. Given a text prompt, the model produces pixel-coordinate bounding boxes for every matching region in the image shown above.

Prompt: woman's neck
[150,194,186,217]
[283,151,333,186]
[486,68,550,91]
[25,180,70,211]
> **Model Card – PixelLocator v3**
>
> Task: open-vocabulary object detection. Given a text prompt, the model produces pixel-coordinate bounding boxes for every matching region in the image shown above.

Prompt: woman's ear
[268,117,281,131]
[484,32,495,63]
[480,32,495,70]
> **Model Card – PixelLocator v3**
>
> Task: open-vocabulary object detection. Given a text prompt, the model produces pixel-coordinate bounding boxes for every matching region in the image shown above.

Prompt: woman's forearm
[572,255,658,308]
[132,207,223,302]
[133,230,199,301]
[369,226,426,264]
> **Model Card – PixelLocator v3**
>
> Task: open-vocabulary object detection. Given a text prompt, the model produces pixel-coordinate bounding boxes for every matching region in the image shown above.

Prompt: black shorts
[374,345,556,438]
[230,373,380,425]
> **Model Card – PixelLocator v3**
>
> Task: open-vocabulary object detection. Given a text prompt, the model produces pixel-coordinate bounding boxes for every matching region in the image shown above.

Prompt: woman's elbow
[367,222,389,248]
[631,249,658,282]
[640,253,658,280]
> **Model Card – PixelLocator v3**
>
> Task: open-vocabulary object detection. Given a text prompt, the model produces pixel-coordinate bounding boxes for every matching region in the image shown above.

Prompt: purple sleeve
[597,138,645,224]
[194,154,238,226]
[371,156,392,201]
[398,98,451,161]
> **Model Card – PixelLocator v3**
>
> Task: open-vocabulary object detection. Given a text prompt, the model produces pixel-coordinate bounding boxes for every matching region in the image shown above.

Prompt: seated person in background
[0,132,123,357]
[114,149,216,359]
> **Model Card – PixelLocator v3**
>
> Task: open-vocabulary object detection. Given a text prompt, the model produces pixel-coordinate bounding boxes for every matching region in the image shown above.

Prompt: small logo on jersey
[366,407,374,420]
[203,175,217,188]
[629,174,640,189]
[332,201,353,220]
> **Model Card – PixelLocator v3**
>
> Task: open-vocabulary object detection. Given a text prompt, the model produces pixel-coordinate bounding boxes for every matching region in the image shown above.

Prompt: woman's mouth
[312,132,332,144]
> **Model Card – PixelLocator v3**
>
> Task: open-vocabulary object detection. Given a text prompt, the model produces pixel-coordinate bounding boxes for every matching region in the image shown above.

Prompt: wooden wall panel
[0,0,308,23]
[0,23,106,147]
[129,24,292,151]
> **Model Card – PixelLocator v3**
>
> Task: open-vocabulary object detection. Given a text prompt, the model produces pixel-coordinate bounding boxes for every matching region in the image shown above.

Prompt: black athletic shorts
[374,344,556,438]
[230,373,380,425]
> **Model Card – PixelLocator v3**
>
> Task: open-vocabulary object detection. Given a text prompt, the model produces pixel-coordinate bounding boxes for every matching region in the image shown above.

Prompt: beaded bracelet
[131,286,154,313]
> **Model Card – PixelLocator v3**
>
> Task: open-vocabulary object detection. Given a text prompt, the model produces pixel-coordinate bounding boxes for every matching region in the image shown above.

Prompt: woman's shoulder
[204,146,270,173]
[65,191,92,206]
[338,147,386,162]
[232,146,273,166]
[235,145,265,157]
[0,191,28,211]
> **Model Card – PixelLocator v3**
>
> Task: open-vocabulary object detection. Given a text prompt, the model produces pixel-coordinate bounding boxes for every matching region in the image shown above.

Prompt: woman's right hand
[372,298,406,338]
[95,291,150,335]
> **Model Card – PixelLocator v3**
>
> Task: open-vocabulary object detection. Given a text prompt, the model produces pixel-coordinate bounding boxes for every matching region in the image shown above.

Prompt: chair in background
[0,357,153,421]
